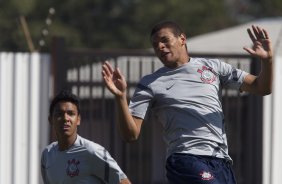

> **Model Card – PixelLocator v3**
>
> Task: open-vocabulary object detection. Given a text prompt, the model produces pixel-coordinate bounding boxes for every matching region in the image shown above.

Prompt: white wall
[270,55,282,184]
[263,54,282,184]
[0,52,50,184]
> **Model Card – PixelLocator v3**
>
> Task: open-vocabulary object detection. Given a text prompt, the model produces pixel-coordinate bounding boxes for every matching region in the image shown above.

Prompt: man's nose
[155,42,165,51]
[157,42,165,50]
[63,113,70,120]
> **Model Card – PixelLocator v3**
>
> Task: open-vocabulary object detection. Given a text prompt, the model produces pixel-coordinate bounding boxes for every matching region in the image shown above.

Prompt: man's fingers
[248,25,268,42]
[247,28,256,43]
[252,25,269,40]
[116,67,124,79]
[243,47,256,56]
[102,62,114,77]
[251,25,261,39]
[104,61,114,73]
[256,26,265,39]
[263,29,269,39]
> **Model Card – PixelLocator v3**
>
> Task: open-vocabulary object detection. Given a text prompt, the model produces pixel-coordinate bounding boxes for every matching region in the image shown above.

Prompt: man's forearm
[115,95,141,142]
[120,178,131,184]
[257,58,273,95]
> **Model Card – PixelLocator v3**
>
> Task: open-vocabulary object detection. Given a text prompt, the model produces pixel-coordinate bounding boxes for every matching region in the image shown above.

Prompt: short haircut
[49,89,80,116]
[150,20,185,39]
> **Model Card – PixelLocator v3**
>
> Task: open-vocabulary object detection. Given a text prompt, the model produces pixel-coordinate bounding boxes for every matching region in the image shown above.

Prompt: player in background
[41,90,131,184]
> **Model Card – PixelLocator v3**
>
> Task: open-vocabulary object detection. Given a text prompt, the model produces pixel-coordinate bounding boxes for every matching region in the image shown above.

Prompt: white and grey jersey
[41,135,127,184]
[129,57,248,161]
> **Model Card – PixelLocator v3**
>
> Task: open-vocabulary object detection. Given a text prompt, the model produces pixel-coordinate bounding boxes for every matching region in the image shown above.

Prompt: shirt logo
[197,66,216,84]
[199,171,214,180]
[66,158,80,177]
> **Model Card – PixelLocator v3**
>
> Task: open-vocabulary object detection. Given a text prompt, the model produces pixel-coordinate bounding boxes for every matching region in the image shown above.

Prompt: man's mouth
[62,125,70,130]
[161,52,169,57]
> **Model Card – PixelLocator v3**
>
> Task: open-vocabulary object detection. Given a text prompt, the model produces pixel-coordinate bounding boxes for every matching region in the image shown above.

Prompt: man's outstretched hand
[243,25,273,61]
[102,61,127,98]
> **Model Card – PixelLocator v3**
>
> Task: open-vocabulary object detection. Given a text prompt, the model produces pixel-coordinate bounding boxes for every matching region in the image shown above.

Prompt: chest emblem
[197,66,216,84]
[66,158,80,177]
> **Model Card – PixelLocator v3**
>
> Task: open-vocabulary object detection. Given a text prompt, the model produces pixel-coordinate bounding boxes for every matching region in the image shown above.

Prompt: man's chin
[160,58,170,65]
[163,60,176,68]
[58,131,73,137]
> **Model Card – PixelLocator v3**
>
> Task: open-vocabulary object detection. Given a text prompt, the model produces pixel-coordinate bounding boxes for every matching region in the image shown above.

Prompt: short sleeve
[41,150,49,184]
[217,60,249,90]
[90,144,128,183]
[129,81,154,119]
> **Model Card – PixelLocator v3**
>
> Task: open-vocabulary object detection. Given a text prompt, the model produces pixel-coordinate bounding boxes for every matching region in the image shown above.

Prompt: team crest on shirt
[197,66,216,84]
[199,171,214,180]
[66,158,80,177]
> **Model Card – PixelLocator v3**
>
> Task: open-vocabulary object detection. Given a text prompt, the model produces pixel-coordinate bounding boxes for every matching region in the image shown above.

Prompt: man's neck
[167,55,190,69]
[57,134,77,151]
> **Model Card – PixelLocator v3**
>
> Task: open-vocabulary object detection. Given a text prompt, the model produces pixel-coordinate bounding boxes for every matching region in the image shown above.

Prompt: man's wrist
[115,93,127,102]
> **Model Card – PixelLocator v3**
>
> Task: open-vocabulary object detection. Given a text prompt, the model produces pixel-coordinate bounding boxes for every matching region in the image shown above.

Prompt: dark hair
[150,20,185,39]
[49,90,80,116]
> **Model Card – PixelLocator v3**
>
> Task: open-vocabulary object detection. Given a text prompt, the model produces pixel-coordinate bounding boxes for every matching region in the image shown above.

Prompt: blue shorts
[166,153,237,184]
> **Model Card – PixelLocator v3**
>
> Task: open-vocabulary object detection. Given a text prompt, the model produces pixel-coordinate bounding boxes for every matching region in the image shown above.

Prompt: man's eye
[161,38,169,43]
[67,111,76,116]
[54,112,62,117]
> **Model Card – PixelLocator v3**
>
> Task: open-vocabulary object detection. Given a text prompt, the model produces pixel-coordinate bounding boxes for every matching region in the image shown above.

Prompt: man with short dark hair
[41,90,131,184]
[102,20,273,184]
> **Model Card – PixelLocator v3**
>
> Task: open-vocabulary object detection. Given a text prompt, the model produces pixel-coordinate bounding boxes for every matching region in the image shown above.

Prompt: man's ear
[179,33,187,45]
[48,116,52,125]
[77,115,81,126]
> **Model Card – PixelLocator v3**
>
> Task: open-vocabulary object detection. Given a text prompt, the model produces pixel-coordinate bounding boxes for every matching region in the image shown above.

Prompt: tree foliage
[0,0,281,52]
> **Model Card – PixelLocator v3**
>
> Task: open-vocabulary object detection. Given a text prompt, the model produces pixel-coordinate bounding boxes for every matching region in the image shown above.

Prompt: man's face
[151,28,186,68]
[49,101,80,139]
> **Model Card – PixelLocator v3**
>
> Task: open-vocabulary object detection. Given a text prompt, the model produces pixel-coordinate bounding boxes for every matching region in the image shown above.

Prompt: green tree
[0,0,280,52]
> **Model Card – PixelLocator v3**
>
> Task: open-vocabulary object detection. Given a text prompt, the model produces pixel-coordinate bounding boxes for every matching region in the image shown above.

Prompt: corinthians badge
[66,158,80,177]
[197,66,216,84]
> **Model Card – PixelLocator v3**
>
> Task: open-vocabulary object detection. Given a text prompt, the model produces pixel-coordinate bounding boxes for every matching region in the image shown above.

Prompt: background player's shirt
[41,135,127,184]
[129,57,248,160]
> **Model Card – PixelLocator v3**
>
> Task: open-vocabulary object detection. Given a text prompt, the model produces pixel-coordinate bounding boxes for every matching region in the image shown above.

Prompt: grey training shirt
[41,135,127,184]
[129,57,248,161]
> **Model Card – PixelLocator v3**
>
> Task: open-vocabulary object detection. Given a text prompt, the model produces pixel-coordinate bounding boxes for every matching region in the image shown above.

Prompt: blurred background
[0,0,282,184]
[0,0,281,51]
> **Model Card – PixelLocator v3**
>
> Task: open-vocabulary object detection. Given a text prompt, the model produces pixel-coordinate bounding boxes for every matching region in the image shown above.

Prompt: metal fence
[51,38,263,184]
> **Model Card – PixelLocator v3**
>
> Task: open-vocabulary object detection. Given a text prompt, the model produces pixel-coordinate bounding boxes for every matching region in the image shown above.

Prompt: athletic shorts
[166,153,237,184]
